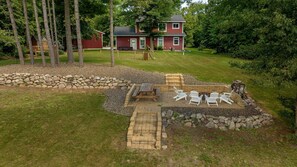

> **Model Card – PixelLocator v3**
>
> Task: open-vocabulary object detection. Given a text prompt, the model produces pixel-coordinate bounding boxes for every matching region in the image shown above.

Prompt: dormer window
[172,23,180,29]
[138,23,144,32]
[158,23,167,32]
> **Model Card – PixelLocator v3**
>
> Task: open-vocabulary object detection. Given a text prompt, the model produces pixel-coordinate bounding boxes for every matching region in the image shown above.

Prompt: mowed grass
[71,49,295,118]
[0,88,297,166]
[2,49,295,119]
[0,88,162,166]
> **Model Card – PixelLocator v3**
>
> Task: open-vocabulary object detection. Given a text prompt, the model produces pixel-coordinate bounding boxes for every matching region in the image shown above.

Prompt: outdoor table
[134,83,158,101]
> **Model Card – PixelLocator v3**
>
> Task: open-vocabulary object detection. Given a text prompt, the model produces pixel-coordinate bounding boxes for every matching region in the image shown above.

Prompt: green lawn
[0,88,296,166]
[2,49,296,120]
[75,49,295,120]
[0,88,161,166]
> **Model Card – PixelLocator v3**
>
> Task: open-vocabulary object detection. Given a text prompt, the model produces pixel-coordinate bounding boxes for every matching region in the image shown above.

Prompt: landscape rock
[0,73,131,90]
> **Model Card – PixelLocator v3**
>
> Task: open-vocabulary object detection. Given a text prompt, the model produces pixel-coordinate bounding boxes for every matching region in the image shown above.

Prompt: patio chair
[210,92,219,99]
[173,86,184,99]
[221,90,234,97]
[205,95,218,106]
[175,92,187,101]
[219,94,234,105]
[189,94,203,106]
[189,91,199,98]
[173,86,183,94]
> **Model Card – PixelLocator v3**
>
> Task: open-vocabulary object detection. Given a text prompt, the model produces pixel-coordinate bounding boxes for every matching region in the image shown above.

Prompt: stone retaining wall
[162,96,274,131]
[0,73,132,89]
[162,109,273,131]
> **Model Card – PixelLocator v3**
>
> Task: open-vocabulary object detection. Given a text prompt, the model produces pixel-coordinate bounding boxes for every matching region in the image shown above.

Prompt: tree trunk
[74,0,83,67]
[47,0,54,42]
[64,0,74,63]
[33,0,46,66]
[52,0,60,65]
[150,36,154,52]
[23,0,34,65]
[6,0,25,65]
[42,0,55,67]
[110,0,115,67]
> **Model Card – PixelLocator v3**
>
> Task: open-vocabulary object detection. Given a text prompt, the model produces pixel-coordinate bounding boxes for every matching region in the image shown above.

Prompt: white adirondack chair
[189,94,203,106]
[175,92,187,101]
[205,94,218,106]
[189,91,199,98]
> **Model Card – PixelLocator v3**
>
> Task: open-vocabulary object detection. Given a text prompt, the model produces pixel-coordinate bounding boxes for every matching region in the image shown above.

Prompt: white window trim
[157,37,164,47]
[158,23,167,32]
[172,23,180,29]
[139,37,146,49]
[173,37,179,46]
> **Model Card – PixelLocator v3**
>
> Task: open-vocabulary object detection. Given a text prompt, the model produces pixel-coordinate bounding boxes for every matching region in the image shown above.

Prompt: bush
[155,46,163,50]
[277,95,296,128]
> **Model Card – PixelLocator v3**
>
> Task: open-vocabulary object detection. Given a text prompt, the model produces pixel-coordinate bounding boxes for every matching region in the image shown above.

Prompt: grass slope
[0,88,161,166]
[1,49,296,120]
[0,88,296,166]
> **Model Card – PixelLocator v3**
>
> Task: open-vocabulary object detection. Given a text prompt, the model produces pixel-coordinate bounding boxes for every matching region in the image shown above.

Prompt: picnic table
[132,83,160,101]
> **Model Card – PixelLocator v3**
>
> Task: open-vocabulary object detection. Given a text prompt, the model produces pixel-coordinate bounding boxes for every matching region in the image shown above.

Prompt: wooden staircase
[127,106,162,149]
[165,73,184,88]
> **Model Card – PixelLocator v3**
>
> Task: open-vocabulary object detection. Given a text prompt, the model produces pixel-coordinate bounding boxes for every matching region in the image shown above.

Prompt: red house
[114,15,186,51]
[72,31,104,49]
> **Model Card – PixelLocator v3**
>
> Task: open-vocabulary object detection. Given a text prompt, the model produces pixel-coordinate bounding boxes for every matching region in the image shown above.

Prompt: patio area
[127,91,244,109]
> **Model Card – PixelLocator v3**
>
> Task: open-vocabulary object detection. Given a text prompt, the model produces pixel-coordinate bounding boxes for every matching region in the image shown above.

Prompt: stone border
[161,96,273,131]
[0,73,132,90]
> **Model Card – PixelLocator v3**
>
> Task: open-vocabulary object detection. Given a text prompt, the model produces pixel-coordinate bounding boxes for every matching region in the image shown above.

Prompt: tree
[181,2,207,47]
[6,0,25,65]
[33,0,46,66]
[122,0,178,51]
[22,0,34,64]
[64,0,74,63]
[47,0,54,42]
[74,0,83,67]
[52,0,60,65]
[42,0,55,67]
[110,0,114,67]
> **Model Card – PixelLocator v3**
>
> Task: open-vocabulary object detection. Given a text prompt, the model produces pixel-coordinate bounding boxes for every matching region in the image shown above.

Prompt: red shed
[73,31,104,49]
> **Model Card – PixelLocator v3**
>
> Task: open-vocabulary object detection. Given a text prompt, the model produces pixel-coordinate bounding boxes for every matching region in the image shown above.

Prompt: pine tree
[42,0,56,67]
[74,0,83,67]
[6,0,25,65]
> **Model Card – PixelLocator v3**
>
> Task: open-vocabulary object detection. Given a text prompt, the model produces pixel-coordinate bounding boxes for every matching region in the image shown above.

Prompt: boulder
[229,121,235,130]
[206,122,215,128]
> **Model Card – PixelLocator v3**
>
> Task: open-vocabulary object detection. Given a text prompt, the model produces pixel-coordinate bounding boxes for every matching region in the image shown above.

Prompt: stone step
[127,105,162,150]
[130,143,156,150]
[131,135,156,143]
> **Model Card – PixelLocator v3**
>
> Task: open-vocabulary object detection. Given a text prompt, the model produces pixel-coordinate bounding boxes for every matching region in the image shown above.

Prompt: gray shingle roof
[169,15,186,22]
[136,15,185,22]
[114,27,137,36]
[114,26,186,37]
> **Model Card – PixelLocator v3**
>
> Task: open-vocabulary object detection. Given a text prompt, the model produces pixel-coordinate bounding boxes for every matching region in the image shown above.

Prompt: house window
[157,37,164,47]
[139,37,146,49]
[173,37,179,45]
[139,23,144,32]
[172,23,180,29]
[158,23,167,32]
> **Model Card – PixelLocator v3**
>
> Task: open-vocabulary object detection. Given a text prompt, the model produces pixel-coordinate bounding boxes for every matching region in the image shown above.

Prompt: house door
[130,38,137,50]
[157,37,164,49]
